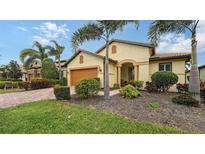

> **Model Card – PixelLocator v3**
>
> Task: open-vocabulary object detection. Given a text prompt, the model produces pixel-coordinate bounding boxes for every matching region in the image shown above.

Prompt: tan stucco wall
[149,59,186,91]
[186,67,205,82]
[97,42,151,63]
[200,68,205,82]
[67,52,116,87]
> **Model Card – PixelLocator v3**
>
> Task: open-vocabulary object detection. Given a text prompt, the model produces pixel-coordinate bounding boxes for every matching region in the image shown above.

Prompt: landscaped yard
[70,91,205,133]
[0,100,189,134]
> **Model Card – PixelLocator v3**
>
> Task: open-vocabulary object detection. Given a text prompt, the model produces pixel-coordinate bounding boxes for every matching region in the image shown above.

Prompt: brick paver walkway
[0,88,119,108]
[0,88,55,108]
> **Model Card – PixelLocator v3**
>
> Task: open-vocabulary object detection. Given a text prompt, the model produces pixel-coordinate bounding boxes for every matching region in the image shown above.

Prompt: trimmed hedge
[0,81,18,89]
[31,79,53,90]
[75,78,100,98]
[18,81,30,91]
[151,71,178,92]
[54,86,70,100]
[59,77,67,86]
[172,94,199,107]
[120,84,141,98]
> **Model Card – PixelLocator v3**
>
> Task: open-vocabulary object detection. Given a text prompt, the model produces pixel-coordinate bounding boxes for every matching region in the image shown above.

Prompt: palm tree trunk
[188,31,201,102]
[104,40,110,100]
[58,56,61,79]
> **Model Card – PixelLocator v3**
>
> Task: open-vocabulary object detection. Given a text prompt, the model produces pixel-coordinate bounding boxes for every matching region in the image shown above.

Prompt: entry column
[117,66,121,85]
[134,65,139,81]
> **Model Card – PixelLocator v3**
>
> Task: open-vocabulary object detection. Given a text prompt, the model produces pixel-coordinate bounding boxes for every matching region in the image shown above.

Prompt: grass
[0,100,191,134]
[0,89,23,94]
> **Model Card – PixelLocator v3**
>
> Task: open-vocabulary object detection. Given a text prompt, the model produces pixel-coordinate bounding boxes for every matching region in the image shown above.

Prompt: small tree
[151,71,178,92]
[41,58,58,79]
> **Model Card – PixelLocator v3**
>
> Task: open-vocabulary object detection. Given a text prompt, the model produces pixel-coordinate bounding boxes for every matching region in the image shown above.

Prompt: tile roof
[150,52,191,61]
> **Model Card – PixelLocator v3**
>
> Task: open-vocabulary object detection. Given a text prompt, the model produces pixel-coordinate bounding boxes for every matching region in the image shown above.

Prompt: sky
[0,20,205,66]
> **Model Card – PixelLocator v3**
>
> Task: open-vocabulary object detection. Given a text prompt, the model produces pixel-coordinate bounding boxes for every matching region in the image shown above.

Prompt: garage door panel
[71,68,97,86]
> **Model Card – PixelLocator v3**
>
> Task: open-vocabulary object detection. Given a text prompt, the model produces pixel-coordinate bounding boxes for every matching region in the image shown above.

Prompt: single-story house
[21,60,68,81]
[186,64,205,83]
[66,39,191,91]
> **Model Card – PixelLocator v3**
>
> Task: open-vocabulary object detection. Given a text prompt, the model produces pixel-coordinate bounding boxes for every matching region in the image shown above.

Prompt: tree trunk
[104,40,110,100]
[188,31,201,102]
[58,56,61,80]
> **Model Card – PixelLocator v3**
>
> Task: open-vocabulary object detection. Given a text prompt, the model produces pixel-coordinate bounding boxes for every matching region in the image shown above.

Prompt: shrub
[75,78,100,98]
[93,77,100,82]
[151,71,178,92]
[113,83,120,89]
[18,81,30,91]
[134,80,144,89]
[41,58,58,80]
[0,81,5,89]
[176,83,189,93]
[59,77,67,86]
[172,94,199,107]
[148,102,160,109]
[0,81,14,89]
[31,78,53,90]
[12,82,18,88]
[54,86,70,100]
[119,84,141,98]
[145,81,158,93]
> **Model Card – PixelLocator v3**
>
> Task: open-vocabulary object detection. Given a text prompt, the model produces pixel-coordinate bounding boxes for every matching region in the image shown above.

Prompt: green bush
[59,77,67,86]
[31,78,53,90]
[0,81,16,89]
[148,102,160,109]
[18,81,30,91]
[41,58,58,80]
[172,94,199,107]
[151,71,178,92]
[75,78,100,98]
[54,86,70,100]
[113,83,120,89]
[119,84,141,98]
[134,80,144,89]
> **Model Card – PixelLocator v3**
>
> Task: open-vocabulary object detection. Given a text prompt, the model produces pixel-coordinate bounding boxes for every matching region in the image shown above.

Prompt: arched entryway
[117,59,139,86]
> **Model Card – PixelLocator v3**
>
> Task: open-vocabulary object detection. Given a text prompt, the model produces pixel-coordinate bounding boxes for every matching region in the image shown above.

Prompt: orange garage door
[70,68,98,86]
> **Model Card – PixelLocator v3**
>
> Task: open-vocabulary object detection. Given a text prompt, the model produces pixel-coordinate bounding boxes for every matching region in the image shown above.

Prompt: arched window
[111,45,117,54]
[79,55,83,64]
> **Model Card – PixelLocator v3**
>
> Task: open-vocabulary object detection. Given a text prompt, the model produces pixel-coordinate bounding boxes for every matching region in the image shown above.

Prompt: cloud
[33,36,50,45]
[32,22,69,44]
[17,26,28,31]
[157,21,205,53]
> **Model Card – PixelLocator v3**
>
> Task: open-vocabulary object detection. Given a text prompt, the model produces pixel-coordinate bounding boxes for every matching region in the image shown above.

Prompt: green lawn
[0,100,191,134]
[0,89,23,94]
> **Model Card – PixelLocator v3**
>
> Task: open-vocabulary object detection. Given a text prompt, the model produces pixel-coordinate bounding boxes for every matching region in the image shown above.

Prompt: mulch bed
[70,91,205,133]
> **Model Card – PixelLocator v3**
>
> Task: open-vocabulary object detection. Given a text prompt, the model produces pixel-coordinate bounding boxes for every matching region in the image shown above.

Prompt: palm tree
[20,41,48,69]
[71,20,139,100]
[148,20,200,101]
[46,40,65,79]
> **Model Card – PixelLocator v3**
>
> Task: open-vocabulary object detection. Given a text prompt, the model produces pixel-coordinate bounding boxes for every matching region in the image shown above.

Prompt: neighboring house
[21,60,68,81]
[186,64,205,83]
[66,39,191,91]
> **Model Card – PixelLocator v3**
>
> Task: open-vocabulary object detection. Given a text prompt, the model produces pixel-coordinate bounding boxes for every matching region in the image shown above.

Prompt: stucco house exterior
[21,60,68,81]
[66,39,191,91]
[186,64,205,83]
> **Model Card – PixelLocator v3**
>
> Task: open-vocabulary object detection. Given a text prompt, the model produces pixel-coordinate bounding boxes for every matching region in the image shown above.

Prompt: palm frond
[71,23,103,51]
[148,20,193,46]
[19,49,39,63]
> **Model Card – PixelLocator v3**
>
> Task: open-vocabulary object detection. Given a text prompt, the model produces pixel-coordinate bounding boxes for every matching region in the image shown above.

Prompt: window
[111,45,117,54]
[79,55,83,64]
[159,63,172,71]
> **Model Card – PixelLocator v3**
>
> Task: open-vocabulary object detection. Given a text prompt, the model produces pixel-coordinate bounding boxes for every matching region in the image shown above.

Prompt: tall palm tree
[20,41,48,69]
[46,40,65,79]
[71,20,139,100]
[148,20,200,101]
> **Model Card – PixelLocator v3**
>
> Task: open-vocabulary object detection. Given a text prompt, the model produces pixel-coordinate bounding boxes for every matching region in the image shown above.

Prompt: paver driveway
[0,88,55,108]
